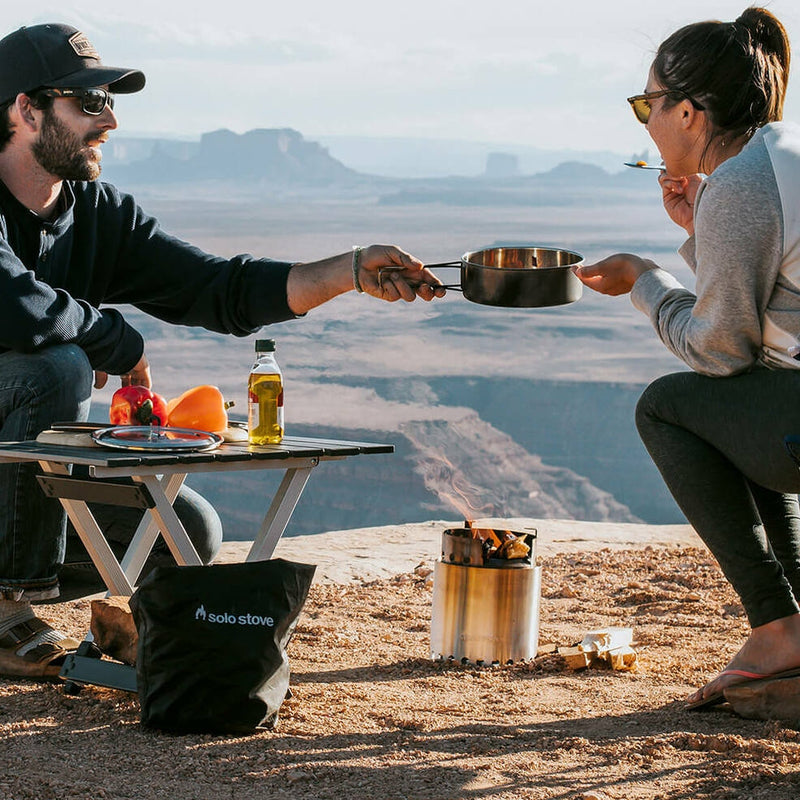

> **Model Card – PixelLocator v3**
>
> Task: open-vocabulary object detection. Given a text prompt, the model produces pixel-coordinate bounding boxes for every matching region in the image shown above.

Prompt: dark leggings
[635,368,800,628]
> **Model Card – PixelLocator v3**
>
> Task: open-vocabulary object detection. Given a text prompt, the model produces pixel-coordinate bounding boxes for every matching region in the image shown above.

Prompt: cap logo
[68,31,99,60]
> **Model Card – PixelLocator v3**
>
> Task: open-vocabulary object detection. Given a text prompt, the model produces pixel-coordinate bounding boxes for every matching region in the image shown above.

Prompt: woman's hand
[660,172,703,235]
[574,253,657,296]
[358,245,446,302]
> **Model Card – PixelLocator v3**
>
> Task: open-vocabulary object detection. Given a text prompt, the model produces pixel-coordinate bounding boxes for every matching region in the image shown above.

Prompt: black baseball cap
[0,23,145,105]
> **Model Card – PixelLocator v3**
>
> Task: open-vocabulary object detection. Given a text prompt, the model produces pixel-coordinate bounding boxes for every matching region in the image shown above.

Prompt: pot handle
[379,263,463,291]
[423,262,463,291]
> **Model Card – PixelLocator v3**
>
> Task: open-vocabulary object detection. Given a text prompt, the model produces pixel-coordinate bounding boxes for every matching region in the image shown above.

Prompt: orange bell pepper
[166,385,230,433]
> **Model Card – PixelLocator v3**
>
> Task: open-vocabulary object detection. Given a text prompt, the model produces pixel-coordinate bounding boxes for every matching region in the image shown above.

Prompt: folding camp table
[0,434,393,690]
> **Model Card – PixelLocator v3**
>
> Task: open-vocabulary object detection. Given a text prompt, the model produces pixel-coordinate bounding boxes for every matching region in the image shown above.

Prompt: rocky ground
[2,520,800,799]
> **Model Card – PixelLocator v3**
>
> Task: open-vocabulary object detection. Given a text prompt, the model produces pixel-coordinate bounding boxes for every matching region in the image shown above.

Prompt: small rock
[722,602,745,618]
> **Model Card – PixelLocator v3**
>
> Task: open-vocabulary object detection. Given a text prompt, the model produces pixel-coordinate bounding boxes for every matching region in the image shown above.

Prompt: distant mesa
[376,158,613,206]
[102,128,645,192]
[485,152,520,178]
[539,161,608,182]
[109,127,356,185]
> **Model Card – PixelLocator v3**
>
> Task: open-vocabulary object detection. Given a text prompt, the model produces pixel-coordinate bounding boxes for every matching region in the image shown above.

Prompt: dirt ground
[2,545,800,800]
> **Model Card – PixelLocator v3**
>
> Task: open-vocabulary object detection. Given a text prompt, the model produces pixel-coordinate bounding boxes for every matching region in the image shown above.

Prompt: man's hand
[92,355,151,391]
[286,245,445,314]
[120,354,152,389]
[358,245,446,302]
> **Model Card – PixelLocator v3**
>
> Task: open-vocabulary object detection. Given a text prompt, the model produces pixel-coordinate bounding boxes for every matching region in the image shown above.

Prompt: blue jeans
[0,345,222,594]
[636,368,800,628]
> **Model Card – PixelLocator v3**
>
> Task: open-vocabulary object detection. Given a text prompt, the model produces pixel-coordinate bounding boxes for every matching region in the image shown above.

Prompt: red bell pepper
[109,385,168,427]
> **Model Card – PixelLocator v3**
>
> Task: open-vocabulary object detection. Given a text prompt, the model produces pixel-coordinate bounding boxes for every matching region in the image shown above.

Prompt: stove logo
[193,604,274,627]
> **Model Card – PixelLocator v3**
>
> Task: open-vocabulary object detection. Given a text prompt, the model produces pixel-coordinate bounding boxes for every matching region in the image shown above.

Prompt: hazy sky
[3,1,800,154]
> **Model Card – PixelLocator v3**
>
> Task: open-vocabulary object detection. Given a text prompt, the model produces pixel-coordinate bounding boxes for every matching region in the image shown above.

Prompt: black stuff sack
[129,558,316,734]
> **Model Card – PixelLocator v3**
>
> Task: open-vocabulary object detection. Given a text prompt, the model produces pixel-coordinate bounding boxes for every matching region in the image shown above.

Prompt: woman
[575,7,800,710]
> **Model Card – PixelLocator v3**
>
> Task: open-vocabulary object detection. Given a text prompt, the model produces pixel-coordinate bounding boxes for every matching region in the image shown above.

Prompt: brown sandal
[0,617,80,680]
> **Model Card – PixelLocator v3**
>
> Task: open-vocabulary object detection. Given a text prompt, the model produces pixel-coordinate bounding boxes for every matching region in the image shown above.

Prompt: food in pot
[109,385,168,426]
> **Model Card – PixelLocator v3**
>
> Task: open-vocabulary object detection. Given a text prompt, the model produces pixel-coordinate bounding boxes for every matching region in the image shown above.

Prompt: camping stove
[430,523,542,665]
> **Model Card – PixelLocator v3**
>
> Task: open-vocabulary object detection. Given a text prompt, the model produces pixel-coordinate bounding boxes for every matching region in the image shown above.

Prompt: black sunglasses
[36,87,115,116]
[626,89,703,125]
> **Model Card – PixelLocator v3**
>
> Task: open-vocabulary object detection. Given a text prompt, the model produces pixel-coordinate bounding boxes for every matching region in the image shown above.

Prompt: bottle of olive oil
[248,339,284,445]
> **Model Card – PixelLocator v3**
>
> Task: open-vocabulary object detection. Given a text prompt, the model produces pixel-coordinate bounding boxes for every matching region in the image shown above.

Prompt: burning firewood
[459,521,531,562]
[494,534,530,560]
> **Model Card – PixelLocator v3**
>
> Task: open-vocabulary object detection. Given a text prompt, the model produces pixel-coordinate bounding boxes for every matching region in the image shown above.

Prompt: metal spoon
[624,162,665,171]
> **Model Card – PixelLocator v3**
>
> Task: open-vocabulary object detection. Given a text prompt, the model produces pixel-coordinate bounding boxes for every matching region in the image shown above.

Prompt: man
[0,23,443,679]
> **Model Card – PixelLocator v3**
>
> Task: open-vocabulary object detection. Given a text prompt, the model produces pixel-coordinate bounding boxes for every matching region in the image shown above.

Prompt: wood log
[558,646,592,670]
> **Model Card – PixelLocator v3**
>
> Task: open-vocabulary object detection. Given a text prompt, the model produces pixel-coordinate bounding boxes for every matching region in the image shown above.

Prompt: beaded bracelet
[352,246,364,293]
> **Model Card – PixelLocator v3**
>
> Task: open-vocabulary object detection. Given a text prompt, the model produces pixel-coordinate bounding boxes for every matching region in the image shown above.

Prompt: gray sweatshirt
[630,122,800,376]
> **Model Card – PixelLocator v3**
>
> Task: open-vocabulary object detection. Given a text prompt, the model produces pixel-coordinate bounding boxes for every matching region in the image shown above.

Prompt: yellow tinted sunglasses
[627,89,703,124]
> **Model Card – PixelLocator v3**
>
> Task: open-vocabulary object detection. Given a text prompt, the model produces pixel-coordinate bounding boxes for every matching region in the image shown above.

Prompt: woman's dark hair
[653,7,790,156]
[0,90,54,152]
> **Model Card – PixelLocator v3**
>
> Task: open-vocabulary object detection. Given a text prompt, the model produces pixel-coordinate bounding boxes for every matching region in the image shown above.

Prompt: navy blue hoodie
[0,178,296,373]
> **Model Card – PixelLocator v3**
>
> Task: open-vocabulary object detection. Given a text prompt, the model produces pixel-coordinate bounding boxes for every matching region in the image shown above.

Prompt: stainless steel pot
[427,246,583,308]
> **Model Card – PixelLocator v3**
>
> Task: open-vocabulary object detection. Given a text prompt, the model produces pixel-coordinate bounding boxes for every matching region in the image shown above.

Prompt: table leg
[247,466,314,561]
[122,473,187,581]
[135,474,203,567]
[40,463,135,596]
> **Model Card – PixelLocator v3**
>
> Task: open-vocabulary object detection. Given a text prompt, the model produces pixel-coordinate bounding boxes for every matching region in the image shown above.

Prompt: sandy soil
[2,522,800,800]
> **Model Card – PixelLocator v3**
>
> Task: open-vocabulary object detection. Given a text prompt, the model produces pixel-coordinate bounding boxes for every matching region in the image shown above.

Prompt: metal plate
[91,426,223,452]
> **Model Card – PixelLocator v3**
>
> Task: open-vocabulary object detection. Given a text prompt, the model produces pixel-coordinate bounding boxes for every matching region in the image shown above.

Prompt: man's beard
[31,108,103,181]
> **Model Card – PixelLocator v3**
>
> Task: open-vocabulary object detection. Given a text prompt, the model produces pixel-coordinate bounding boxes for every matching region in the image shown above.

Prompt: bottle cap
[255,339,276,352]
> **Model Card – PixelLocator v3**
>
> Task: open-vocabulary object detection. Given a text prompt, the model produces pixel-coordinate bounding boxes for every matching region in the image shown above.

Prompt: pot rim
[461,246,584,272]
